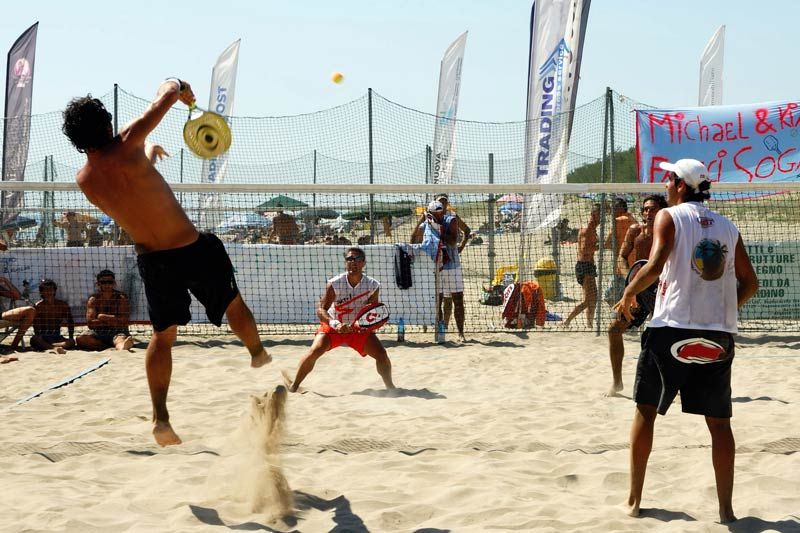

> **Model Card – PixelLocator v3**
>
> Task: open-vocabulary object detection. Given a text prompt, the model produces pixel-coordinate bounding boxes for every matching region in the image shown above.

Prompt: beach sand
[1,332,799,532]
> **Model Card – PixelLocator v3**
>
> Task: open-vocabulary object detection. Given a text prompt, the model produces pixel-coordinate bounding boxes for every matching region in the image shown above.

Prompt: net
[0,181,797,337]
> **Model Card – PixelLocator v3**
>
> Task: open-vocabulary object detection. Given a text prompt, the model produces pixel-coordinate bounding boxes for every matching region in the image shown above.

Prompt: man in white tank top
[285,247,395,392]
[614,159,758,523]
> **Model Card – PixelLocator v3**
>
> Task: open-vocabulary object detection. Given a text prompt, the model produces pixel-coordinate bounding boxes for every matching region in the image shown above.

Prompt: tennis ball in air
[331,71,344,84]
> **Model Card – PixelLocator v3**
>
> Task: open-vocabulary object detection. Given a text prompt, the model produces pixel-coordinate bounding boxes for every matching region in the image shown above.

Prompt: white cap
[659,159,710,191]
[427,200,444,213]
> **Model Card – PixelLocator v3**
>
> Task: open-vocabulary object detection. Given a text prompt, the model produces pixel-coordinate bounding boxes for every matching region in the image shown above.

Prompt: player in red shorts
[285,247,395,392]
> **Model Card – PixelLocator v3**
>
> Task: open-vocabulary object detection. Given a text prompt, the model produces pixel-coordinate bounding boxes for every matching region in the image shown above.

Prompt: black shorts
[633,326,735,417]
[136,233,239,332]
[87,329,129,347]
[575,261,597,286]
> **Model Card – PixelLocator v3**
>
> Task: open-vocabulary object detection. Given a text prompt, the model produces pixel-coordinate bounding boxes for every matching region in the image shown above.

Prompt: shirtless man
[266,205,300,244]
[0,276,35,353]
[30,279,75,354]
[285,247,395,392]
[564,205,599,328]
[76,270,133,351]
[62,78,270,446]
[56,211,87,247]
[606,195,667,396]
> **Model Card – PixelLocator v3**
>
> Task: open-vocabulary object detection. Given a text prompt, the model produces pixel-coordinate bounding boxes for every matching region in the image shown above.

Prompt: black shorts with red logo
[633,326,734,417]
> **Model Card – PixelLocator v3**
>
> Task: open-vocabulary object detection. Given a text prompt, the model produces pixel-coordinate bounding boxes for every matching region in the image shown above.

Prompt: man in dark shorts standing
[76,270,133,351]
[63,78,270,446]
[605,195,667,397]
[615,159,758,522]
[564,204,599,328]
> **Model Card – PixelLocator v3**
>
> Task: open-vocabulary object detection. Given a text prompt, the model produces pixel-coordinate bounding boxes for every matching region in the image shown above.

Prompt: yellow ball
[331,71,344,84]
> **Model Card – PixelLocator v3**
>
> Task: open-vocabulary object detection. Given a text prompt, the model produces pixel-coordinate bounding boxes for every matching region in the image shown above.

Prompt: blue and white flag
[432,31,467,185]
[522,0,591,230]
[699,25,724,106]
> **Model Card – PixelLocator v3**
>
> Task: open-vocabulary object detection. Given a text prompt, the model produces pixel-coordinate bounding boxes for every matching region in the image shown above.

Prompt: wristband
[328,319,341,329]
[164,77,186,91]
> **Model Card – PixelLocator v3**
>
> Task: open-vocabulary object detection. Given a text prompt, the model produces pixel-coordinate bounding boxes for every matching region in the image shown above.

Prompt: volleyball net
[0,181,797,336]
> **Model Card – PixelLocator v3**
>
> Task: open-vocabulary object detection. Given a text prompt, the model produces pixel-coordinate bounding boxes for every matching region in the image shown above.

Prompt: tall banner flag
[699,25,724,106]
[636,99,800,185]
[2,22,38,225]
[522,0,591,230]
[200,39,240,230]
[432,31,467,185]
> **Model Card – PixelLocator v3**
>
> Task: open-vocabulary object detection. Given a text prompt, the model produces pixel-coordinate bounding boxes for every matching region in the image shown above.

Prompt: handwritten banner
[636,100,800,184]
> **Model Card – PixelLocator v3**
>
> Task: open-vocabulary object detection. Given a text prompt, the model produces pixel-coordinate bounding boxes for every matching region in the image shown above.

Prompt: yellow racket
[182,102,232,159]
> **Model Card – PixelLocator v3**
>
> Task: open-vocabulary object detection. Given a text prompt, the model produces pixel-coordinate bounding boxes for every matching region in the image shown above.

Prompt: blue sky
[1,0,797,121]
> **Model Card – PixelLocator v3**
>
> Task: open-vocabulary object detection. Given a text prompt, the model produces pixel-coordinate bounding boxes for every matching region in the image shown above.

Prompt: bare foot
[251,348,272,368]
[719,510,737,524]
[457,334,468,343]
[55,347,67,355]
[119,336,134,351]
[153,420,182,447]
[0,355,19,364]
[622,499,640,517]
[281,369,305,393]
[605,382,623,397]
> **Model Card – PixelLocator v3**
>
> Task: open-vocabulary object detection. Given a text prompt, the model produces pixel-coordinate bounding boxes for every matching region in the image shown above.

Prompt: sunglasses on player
[345,255,365,262]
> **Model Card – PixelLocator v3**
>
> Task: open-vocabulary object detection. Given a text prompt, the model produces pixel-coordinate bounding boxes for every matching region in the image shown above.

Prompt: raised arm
[410,215,426,244]
[124,80,195,147]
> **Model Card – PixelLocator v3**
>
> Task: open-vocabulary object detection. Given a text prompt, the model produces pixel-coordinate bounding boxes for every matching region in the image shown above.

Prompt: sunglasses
[641,206,659,213]
[98,279,115,285]
[344,256,365,262]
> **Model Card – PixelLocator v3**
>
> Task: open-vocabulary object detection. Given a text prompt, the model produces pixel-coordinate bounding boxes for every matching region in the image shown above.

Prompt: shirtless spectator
[266,204,300,244]
[0,276,35,353]
[564,204,600,328]
[56,211,87,247]
[76,270,133,351]
[30,279,75,354]
[604,198,638,305]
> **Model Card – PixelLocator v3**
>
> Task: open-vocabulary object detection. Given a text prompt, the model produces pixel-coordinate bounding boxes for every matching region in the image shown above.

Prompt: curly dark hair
[62,96,113,153]
[642,194,668,209]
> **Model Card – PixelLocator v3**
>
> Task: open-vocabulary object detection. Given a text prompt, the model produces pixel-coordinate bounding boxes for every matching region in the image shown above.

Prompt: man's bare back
[76,86,198,253]
[577,226,598,262]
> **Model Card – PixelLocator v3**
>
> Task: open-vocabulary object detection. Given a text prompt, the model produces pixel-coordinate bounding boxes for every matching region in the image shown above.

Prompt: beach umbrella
[297,207,340,220]
[341,201,416,221]
[255,195,308,210]
[216,212,272,233]
[499,201,523,213]
[497,193,523,204]
[98,214,114,226]
[0,214,37,231]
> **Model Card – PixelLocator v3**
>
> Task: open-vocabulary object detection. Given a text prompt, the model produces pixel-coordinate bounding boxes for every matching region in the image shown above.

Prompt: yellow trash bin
[533,258,557,300]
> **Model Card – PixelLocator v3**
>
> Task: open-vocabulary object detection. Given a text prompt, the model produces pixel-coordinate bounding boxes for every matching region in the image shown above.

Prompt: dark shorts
[633,327,735,417]
[37,332,66,344]
[87,329,129,347]
[136,232,239,332]
[575,261,597,286]
[66,240,84,247]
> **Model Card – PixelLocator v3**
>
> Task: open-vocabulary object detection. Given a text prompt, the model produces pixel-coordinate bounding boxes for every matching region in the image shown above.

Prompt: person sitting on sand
[76,270,134,351]
[30,279,75,354]
[285,247,395,392]
[0,276,35,353]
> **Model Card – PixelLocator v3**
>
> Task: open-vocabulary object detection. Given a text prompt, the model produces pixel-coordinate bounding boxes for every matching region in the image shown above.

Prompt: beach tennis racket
[625,259,658,325]
[351,302,390,332]
[183,102,232,159]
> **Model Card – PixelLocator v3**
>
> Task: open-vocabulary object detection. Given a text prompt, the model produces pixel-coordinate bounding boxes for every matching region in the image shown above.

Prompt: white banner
[698,25,724,106]
[522,0,591,231]
[432,31,467,185]
[201,40,240,229]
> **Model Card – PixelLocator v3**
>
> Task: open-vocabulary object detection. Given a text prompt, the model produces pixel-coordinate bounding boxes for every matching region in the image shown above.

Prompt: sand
[1,332,799,532]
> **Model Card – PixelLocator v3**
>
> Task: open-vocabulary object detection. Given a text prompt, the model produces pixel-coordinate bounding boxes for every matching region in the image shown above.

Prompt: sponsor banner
[522,0,591,231]
[432,31,467,185]
[2,22,38,224]
[636,100,800,184]
[698,25,724,106]
[741,241,800,320]
[0,244,436,325]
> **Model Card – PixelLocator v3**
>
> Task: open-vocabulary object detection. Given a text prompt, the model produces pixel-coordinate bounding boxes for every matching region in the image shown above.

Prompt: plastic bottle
[437,320,446,344]
[397,317,405,343]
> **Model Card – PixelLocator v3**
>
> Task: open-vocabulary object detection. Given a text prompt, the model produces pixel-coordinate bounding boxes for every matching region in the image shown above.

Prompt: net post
[487,153,495,285]
[312,149,317,240]
[368,88,375,243]
[425,144,432,205]
[113,83,119,136]
[595,88,613,336]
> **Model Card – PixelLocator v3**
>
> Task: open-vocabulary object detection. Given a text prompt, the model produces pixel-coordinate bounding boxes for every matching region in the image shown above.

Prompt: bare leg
[288,334,330,392]
[113,334,134,351]
[0,355,18,364]
[626,403,657,517]
[76,334,110,351]
[30,334,54,352]
[564,302,587,327]
[706,416,736,523]
[225,293,270,367]
[364,334,395,389]
[145,326,181,446]
[606,318,626,396]
[451,292,466,341]
[2,306,34,349]
[584,275,597,329]
[442,297,453,328]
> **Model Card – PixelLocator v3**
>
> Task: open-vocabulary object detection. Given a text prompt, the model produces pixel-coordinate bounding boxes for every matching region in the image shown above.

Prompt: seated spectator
[0,276,35,353]
[30,279,75,354]
[76,270,133,351]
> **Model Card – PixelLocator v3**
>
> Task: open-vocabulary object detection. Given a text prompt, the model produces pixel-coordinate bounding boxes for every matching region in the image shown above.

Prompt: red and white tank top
[327,273,380,325]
